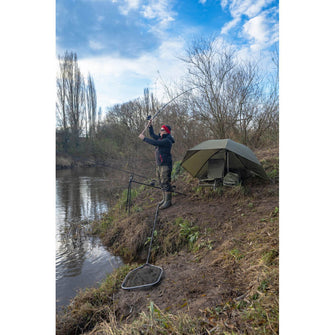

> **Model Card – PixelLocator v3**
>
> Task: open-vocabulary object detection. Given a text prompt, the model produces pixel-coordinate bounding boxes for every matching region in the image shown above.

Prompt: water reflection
[56,167,124,309]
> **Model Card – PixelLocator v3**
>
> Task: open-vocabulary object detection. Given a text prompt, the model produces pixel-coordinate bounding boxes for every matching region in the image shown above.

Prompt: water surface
[56,167,124,310]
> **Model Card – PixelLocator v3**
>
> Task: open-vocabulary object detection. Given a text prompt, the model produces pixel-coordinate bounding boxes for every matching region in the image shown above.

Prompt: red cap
[161,125,171,134]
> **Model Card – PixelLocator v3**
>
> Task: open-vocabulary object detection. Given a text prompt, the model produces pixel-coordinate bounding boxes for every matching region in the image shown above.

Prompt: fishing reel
[146,115,152,121]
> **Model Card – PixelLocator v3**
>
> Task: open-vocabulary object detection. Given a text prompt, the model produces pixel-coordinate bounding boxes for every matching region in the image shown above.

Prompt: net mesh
[122,264,163,289]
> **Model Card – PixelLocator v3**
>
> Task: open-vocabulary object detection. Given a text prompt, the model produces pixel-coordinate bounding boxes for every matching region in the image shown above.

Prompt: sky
[56,0,279,112]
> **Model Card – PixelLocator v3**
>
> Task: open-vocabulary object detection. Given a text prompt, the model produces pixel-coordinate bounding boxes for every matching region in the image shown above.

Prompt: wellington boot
[158,192,165,206]
[160,192,172,210]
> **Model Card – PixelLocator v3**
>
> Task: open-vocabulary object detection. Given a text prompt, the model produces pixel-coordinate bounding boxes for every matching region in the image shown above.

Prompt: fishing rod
[140,86,198,135]
[131,178,186,196]
[126,174,187,214]
[96,161,150,180]
[94,162,186,213]
[98,162,184,194]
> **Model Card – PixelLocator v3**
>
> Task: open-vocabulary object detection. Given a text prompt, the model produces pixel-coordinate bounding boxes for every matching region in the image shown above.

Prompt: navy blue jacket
[143,126,175,168]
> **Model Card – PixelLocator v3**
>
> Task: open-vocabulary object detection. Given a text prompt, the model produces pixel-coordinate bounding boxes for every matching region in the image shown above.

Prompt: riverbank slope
[56,146,279,335]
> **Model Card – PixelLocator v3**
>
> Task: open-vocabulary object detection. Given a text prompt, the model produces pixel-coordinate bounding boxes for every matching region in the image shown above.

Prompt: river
[56,167,127,310]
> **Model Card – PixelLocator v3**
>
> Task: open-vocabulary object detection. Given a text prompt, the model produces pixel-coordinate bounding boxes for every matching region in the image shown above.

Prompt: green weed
[258,280,269,292]
[243,299,279,334]
[272,206,279,216]
[113,188,140,211]
[178,219,199,250]
[90,212,114,236]
[172,161,184,181]
[194,238,214,251]
[230,248,244,260]
[262,249,279,266]
[145,230,158,246]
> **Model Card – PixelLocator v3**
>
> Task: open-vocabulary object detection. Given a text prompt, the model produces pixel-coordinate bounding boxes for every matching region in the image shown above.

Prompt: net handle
[146,203,160,264]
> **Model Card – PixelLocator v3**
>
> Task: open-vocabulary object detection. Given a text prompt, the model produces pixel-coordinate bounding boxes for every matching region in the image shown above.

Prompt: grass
[260,156,279,182]
[86,301,226,335]
[56,264,136,335]
[57,266,246,335]
[57,158,279,335]
[229,248,245,260]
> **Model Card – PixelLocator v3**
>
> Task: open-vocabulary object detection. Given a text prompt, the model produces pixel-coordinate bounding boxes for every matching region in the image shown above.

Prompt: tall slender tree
[56,51,92,151]
[86,73,97,139]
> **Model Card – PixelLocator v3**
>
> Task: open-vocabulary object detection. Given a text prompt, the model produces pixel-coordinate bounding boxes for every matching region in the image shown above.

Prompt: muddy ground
[101,147,279,332]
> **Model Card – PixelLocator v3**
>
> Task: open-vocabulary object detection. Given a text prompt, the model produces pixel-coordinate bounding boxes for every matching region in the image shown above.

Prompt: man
[139,120,175,209]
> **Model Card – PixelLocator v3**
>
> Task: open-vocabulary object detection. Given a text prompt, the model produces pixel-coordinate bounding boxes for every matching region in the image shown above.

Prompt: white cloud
[220,0,229,10]
[245,0,272,17]
[78,36,187,110]
[217,1,278,76]
[119,0,141,15]
[141,0,176,30]
[89,40,104,50]
[127,0,140,7]
[220,0,276,32]
[221,17,241,34]
[226,0,273,19]
[220,0,278,53]
[243,15,267,47]
[228,0,254,18]
[242,6,279,51]
[113,0,176,37]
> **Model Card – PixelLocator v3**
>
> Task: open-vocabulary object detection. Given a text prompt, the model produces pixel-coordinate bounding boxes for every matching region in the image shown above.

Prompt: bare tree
[56,53,70,151]
[181,37,236,138]
[56,51,86,150]
[227,62,263,144]
[56,55,68,131]
[180,36,270,145]
[66,52,85,145]
[249,47,279,147]
[86,73,97,139]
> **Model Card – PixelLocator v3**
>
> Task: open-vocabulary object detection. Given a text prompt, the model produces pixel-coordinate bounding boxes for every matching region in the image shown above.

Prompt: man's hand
[138,134,145,140]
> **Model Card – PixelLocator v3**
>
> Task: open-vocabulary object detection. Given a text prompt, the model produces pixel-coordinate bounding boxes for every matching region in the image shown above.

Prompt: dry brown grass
[57,147,279,335]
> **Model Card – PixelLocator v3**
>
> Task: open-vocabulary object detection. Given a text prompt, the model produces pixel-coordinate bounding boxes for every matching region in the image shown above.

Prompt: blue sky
[56,0,279,112]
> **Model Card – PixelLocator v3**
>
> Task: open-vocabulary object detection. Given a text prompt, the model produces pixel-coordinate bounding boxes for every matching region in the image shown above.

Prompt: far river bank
[56,154,97,170]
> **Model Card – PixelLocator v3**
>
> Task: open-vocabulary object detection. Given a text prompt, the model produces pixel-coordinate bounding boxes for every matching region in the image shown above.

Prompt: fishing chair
[198,158,225,189]
[199,151,241,189]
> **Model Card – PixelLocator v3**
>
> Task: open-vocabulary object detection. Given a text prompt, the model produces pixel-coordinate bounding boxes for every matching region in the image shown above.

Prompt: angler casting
[138,120,175,209]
